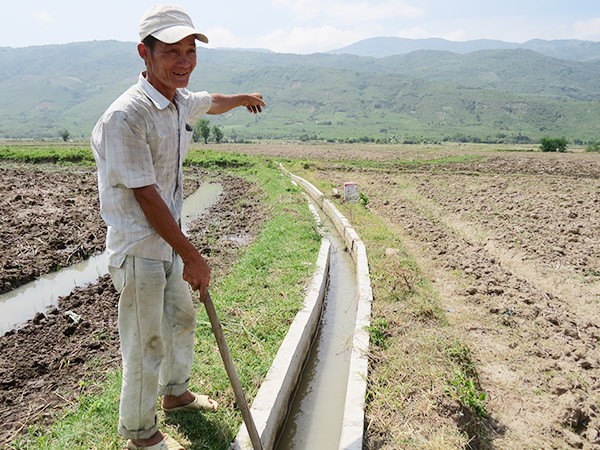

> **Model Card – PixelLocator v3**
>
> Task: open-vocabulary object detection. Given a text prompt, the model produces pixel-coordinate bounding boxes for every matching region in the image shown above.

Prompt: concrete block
[290,174,324,207]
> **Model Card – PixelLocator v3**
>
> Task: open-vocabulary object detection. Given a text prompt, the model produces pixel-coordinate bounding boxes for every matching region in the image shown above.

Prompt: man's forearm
[133,184,210,293]
[207,93,265,115]
[132,185,198,262]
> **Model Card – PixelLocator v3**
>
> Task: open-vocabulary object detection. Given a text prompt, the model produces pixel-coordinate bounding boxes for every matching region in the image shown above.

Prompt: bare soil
[217,143,600,448]
[315,150,600,448]
[0,163,266,445]
[2,144,600,449]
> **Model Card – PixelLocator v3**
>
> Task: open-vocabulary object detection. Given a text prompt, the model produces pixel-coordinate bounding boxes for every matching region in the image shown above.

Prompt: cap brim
[152,25,208,44]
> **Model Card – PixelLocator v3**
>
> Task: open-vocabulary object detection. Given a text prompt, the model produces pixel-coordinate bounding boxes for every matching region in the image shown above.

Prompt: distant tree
[212,125,224,143]
[59,129,70,142]
[513,133,531,144]
[540,137,568,152]
[194,119,211,143]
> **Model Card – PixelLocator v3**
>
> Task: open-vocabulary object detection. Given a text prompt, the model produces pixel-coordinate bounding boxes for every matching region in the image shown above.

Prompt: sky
[2,0,600,54]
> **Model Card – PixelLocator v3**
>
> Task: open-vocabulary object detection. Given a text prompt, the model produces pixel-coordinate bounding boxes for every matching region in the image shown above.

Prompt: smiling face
[138,35,197,101]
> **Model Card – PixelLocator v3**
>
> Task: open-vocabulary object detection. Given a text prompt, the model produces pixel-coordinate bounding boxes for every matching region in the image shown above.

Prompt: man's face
[141,35,197,100]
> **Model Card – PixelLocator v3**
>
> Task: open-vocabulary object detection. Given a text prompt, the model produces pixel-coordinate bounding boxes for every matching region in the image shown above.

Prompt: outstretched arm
[207,93,265,115]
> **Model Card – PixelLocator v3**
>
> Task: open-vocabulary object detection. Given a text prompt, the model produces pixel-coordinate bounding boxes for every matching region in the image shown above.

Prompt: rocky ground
[0,164,266,445]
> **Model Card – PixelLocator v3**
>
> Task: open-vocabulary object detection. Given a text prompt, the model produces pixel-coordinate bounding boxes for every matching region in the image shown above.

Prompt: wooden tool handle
[203,291,264,450]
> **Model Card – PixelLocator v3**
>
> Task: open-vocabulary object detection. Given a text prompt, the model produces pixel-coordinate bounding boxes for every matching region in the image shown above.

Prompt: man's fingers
[245,94,265,114]
[183,274,208,296]
[247,105,263,114]
[198,286,208,303]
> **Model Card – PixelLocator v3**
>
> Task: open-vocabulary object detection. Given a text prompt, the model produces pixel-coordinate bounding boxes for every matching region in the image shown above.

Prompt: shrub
[359,192,369,207]
[540,137,568,152]
[59,129,71,142]
[446,369,488,418]
[586,141,600,152]
[194,118,211,143]
[212,125,224,143]
[367,319,389,349]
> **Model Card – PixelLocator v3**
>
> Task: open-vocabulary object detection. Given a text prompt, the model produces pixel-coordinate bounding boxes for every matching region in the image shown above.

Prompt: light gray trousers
[109,254,196,440]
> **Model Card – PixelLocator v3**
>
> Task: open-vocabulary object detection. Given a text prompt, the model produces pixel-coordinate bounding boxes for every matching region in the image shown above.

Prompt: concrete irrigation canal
[274,200,358,449]
[232,168,372,450]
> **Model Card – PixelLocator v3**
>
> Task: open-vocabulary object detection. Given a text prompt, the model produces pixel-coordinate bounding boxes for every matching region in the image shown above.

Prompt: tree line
[193,119,223,144]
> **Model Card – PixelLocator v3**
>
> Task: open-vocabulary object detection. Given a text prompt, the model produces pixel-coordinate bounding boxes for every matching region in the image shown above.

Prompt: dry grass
[319,199,485,449]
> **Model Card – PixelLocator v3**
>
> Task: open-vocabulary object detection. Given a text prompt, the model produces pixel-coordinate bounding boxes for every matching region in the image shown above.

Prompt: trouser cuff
[159,379,189,397]
[118,416,159,440]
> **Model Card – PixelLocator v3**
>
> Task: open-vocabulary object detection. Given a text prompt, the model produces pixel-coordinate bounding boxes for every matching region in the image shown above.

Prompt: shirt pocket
[184,123,194,143]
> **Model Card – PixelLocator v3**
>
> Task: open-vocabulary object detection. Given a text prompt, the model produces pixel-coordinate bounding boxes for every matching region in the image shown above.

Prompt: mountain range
[329,37,600,61]
[0,37,599,143]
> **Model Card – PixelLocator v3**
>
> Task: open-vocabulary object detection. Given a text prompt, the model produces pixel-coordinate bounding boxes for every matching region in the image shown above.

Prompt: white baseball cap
[139,5,209,44]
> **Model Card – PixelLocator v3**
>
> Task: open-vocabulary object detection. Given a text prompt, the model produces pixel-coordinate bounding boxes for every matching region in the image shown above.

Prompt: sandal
[126,433,184,450]
[162,392,219,413]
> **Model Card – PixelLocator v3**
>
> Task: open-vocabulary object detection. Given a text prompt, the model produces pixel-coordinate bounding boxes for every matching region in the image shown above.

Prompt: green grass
[0,144,95,165]
[184,148,255,169]
[446,370,488,419]
[367,318,390,349]
[446,342,488,419]
[13,372,123,450]
[9,147,321,450]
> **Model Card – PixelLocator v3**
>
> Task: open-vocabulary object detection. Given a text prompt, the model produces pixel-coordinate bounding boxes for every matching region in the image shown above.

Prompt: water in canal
[0,183,222,334]
[275,208,358,449]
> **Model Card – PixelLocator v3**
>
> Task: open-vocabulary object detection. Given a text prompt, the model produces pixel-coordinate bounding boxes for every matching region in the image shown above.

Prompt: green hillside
[0,41,599,143]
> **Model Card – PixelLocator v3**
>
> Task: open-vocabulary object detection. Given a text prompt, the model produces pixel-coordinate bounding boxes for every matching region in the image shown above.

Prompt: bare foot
[131,430,163,447]
[162,390,196,410]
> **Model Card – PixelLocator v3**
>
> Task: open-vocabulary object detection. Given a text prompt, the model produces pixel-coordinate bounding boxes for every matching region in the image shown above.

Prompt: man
[91,5,265,449]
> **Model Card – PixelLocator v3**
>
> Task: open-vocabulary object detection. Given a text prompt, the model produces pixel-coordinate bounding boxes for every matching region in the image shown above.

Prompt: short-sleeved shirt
[91,72,212,268]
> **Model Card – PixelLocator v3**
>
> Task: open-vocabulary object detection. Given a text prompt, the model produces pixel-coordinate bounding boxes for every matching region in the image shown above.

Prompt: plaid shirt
[91,73,211,267]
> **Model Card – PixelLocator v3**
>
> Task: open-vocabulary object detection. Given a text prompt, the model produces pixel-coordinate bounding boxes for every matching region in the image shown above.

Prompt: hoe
[203,291,264,450]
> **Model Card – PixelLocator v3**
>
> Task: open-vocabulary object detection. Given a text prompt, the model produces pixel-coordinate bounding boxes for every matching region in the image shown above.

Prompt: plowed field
[0,164,266,445]
[220,143,600,448]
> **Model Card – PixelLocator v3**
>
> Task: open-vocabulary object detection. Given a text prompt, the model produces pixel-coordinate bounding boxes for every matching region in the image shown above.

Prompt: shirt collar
[138,72,173,111]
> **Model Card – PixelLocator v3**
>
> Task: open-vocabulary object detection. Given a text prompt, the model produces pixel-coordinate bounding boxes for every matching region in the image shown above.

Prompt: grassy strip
[0,143,250,168]
[0,144,95,165]
[297,154,487,175]
[11,150,321,450]
[292,167,488,448]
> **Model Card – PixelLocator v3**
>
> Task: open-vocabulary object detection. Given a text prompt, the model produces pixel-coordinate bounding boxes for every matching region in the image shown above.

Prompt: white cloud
[572,18,600,41]
[34,11,55,24]
[264,0,425,52]
[204,27,238,48]
[326,1,423,25]
[257,25,357,53]
[272,0,322,19]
